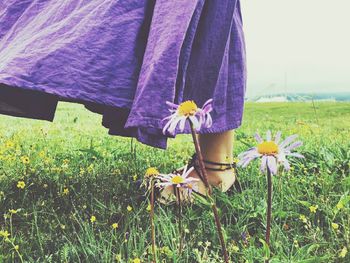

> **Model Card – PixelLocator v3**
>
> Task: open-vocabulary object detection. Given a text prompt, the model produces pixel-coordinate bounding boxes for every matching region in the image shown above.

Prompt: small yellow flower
[132,258,141,263]
[309,205,318,213]
[336,202,344,210]
[17,181,26,189]
[331,222,339,230]
[63,188,69,195]
[146,204,151,212]
[145,167,159,178]
[60,224,66,230]
[20,156,30,164]
[14,245,19,250]
[5,141,14,148]
[133,174,138,181]
[127,205,133,212]
[231,245,240,253]
[184,228,190,234]
[9,209,18,214]
[233,158,240,164]
[339,246,348,258]
[299,214,307,223]
[112,223,119,229]
[0,230,10,238]
[90,215,96,223]
[293,240,299,248]
[39,151,46,158]
[87,164,94,173]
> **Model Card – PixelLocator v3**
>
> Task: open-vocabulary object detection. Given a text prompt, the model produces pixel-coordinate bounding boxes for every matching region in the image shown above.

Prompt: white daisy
[162,99,213,135]
[156,165,199,188]
[237,130,304,175]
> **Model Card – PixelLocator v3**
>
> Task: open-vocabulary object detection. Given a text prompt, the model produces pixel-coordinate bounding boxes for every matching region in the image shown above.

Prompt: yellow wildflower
[299,215,307,223]
[336,202,344,210]
[9,209,18,214]
[232,245,239,253]
[14,245,19,250]
[87,164,94,173]
[146,204,151,212]
[145,167,159,178]
[133,174,138,181]
[132,258,141,263]
[0,230,10,238]
[331,223,339,230]
[39,151,46,158]
[17,181,26,189]
[127,205,133,212]
[112,223,119,229]
[339,247,348,258]
[309,205,318,213]
[90,215,96,223]
[20,156,30,164]
[5,141,14,148]
[63,188,69,195]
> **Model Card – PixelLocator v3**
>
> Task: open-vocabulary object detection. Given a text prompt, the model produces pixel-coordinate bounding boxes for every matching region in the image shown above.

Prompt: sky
[241,0,350,97]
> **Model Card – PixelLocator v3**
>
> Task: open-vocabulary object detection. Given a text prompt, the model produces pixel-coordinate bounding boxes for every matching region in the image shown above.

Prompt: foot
[180,164,236,195]
[157,164,236,204]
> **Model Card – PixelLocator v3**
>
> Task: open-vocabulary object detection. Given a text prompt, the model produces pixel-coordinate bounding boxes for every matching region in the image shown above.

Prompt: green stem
[189,120,229,263]
[175,187,183,254]
[150,179,157,263]
[266,168,272,249]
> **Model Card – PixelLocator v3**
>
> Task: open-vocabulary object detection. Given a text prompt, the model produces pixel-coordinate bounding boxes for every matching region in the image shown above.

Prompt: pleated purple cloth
[0,0,246,149]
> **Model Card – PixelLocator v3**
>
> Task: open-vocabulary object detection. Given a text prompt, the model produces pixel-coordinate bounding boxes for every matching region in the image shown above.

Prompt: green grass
[0,102,349,262]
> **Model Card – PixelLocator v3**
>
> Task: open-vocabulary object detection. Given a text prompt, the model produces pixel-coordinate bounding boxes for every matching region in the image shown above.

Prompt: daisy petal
[255,133,263,143]
[260,155,267,172]
[279,134,298,148]
[267,156,277,175]
[179,117,187,131]
[274,131,282,144]
[266,130,272,141]
[286,152,304,158]
[165,101,179,109]
[285,141,303,151]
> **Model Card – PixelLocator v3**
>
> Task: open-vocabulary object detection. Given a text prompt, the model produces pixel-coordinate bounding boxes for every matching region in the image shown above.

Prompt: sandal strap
[191,153,236,171]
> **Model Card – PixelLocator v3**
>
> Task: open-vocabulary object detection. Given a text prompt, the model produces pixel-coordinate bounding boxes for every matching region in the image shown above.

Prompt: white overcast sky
[241,0,350,97]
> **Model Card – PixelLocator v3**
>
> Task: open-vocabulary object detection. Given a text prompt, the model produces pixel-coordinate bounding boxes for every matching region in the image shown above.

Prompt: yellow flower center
[178,100,198,116]
[171,175,184,184]
[145,167,159,178]
[257,141,279,155]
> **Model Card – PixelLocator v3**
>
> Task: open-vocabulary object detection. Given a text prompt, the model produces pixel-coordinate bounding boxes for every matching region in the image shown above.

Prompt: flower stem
[266,168,272,246]
[150,179,157,263]
[175,187,183,254]
[188,121,211,194]
[189,120,229,263]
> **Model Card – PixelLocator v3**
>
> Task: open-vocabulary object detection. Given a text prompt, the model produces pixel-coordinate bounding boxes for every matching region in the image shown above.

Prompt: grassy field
[0,102,349,262]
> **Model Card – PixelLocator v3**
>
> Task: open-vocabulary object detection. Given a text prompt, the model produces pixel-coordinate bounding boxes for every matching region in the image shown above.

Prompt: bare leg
[189,130,236,194]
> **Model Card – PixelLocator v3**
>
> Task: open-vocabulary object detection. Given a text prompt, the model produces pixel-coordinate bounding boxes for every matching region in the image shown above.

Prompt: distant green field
[0,102,349,262]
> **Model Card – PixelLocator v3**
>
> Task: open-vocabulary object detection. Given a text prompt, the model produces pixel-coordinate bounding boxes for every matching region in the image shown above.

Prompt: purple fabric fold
[0,0,246,149]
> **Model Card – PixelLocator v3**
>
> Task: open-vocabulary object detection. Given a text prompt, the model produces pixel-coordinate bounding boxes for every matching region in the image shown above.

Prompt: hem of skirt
[126,115,243,136]
[0,75,133,109]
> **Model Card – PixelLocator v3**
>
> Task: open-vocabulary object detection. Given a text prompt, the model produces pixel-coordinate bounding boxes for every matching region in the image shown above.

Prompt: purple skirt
[0,0,246,149]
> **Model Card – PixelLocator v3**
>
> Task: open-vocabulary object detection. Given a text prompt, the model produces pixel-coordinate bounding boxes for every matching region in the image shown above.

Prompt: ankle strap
[191,154,236,171]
